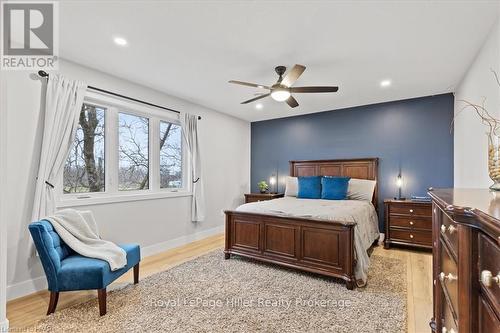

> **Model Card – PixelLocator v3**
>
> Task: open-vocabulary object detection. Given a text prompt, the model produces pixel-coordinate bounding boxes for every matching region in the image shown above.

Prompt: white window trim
[57,91,191,208]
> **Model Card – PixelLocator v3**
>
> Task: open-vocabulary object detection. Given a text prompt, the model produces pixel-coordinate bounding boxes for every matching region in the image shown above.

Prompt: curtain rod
[37,70,201,120]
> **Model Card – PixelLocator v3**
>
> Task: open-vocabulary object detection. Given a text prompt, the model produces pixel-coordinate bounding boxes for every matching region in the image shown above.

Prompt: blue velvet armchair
[28,220,141,316]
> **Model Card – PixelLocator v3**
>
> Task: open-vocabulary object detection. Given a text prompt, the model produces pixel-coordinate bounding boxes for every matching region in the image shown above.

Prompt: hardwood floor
[7,234,432,332]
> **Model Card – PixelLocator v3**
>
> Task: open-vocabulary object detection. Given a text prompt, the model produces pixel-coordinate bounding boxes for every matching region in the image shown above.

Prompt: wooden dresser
[429,189,500,333]
[244,193,284,203]
[384,199,433,250]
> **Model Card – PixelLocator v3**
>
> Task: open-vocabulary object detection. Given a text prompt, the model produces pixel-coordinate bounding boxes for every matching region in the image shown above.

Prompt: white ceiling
[59,1,499,122]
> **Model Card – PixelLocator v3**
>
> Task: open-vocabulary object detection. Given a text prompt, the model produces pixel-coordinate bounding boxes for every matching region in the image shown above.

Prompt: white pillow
[284,176,298,197]
[347,178,376,201]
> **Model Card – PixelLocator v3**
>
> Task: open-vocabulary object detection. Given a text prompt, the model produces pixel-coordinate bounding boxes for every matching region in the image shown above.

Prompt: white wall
[2,59,250,300]
[454,16,500,187]
[0,67,10,330]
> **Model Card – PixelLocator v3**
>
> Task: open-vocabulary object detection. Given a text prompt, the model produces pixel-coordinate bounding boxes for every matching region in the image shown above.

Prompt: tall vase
[488,134,500,190]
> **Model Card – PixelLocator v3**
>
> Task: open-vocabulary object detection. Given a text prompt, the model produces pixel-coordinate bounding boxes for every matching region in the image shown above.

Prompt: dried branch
[453,70,500,137]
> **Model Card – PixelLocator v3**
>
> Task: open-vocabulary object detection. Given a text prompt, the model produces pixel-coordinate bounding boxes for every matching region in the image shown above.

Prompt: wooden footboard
[224,210,356,289]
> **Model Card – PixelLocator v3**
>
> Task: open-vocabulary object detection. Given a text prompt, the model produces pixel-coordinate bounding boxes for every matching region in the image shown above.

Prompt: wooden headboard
[289,158,379,210]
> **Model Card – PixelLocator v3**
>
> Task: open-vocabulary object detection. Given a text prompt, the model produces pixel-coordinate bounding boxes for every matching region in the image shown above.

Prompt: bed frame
[224,158,378,289]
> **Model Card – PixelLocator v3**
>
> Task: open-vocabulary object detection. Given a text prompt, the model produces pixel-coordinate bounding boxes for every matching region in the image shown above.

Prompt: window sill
[56,191,192,208]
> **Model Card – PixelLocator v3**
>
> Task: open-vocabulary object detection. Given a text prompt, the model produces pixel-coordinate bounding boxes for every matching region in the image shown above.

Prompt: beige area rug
[35,251,407,333]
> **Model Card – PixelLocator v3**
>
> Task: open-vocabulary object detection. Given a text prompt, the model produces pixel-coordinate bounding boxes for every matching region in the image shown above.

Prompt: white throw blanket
[45,209,127,271]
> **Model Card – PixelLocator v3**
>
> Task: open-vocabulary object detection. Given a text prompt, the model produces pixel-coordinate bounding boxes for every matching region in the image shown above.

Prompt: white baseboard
[141,225,224,258]
[6,275,48,301]
[0,319,8,332]
[6,225,224,301]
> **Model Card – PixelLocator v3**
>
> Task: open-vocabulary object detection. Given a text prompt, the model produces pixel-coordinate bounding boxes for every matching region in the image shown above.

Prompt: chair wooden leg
[97,288,107,316]
[133,263,139,284]
[46,291,59,315]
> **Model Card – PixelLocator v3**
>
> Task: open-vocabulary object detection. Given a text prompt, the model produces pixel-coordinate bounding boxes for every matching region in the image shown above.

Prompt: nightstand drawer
[389,215,431,230]
[390,204,432,217]
[246,196,267,203]
[244,193,284,204]
[389,228,432,246]
[384,200,432,250]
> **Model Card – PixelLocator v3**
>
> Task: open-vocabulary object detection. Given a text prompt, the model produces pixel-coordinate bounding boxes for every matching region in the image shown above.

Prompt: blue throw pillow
[321,176,351,200]
[297,176,322,199]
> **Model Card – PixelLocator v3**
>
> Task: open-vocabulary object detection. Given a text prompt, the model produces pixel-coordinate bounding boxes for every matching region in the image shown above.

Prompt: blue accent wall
[251,93,454,228]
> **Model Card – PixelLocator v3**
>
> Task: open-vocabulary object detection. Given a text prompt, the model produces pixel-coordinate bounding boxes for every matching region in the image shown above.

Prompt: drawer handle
[409,221,414,225]
[439,272,457,282]
[481,270,500,287]
[442,327,457,333]
[409,209,414,213]
[409,234,414,239]
[440,224,456,235]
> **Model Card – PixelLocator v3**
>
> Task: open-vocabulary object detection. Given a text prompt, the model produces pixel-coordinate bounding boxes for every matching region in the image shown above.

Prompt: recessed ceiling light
[380,79,391,87]
[113,37,128,46]
[257,85,264,89]
[255,103,263,110]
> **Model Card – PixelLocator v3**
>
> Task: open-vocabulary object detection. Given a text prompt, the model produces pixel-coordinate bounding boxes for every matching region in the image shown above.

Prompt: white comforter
[236,197,380,286]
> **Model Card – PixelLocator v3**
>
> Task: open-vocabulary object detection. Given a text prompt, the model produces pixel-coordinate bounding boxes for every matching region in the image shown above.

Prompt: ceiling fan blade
[290,86,339,93]
[241,93,270,104]
[286,96,299,108]
[229,80,269,89]
[281,64,306,87]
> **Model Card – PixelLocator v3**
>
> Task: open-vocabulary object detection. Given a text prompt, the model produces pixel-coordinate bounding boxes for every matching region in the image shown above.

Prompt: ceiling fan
[228,64,338,108]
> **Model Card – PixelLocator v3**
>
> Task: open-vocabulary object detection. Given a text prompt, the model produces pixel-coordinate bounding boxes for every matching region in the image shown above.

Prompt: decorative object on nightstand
[384,199,432,250]
[257,180,269,193]
[244,193,284,203]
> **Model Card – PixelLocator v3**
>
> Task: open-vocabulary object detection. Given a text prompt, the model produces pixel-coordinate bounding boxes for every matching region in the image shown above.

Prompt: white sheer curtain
[181,113,205,222]
[31,74,87,222]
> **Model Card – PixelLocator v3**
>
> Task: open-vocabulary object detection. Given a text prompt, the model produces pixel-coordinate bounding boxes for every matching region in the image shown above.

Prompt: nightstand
[384,199,432,250]
[244,193,284,203]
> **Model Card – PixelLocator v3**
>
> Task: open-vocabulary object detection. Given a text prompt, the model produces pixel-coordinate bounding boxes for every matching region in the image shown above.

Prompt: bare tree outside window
[160,121,182,188]
[63,103,105,193]
[118,113,149,190]
[63,101,184,196]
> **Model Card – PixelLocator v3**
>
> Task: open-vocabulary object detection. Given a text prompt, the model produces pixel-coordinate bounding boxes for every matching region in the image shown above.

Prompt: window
[63,103,105,193]
[160,121,182,189]
[118,113,149,191]
[60,92,188,205]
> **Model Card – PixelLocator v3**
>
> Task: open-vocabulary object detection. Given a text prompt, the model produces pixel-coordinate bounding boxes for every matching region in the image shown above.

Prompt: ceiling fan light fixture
[271,89,291,102]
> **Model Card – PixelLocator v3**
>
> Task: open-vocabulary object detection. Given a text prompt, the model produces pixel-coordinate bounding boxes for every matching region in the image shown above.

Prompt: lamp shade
[396,175,403,188]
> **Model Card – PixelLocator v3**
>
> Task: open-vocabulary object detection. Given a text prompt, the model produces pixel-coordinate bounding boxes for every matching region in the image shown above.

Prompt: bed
[224,158,380,289]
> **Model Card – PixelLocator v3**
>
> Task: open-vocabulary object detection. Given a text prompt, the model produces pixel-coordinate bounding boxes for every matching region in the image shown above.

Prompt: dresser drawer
[479,233,500,316]
[440,212,458,259]
[389,215,432,230]
[441,292,458,333]
[479,296,500,333]
[389,228,432,246]
[390,203,432,217]
[440,238,459,317]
